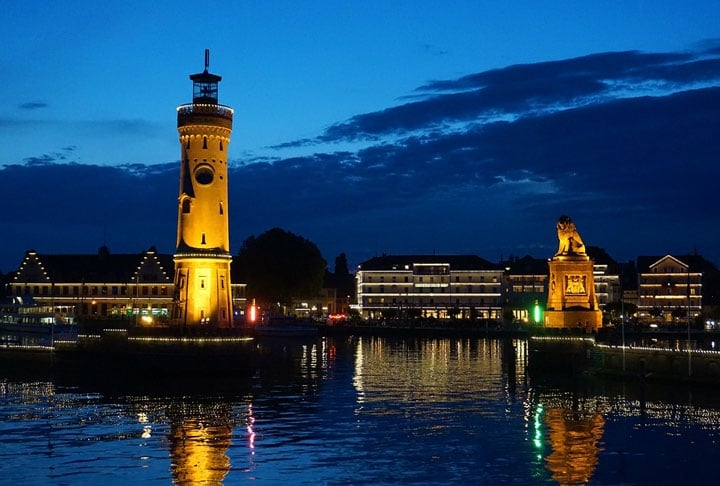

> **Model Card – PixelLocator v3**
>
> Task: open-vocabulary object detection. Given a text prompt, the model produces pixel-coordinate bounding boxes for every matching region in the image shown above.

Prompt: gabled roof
[358,254,502,271]
[637,254,705,273]
[12,246,173,284]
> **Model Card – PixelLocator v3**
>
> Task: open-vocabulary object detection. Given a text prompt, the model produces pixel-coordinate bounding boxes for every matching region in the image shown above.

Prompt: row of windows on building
[364,297,496,306]
[13,284,169,297]
[362,285,502,293]
[363,275,499,283]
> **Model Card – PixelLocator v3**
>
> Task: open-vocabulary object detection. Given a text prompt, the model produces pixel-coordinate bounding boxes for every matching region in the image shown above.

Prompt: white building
[355,255,504,320]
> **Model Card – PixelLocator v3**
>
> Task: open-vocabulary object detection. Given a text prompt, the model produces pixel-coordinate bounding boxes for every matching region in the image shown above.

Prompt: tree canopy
[235,228,327,310]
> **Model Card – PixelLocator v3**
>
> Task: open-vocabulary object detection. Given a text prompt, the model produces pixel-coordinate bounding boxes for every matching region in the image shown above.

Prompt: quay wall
[591,345,720,383]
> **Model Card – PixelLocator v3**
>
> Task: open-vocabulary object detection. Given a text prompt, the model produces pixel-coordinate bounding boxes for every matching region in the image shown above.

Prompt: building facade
[7,247,247,325]
[586,247,621,308]
[502,255,549,324]
[355,255,504,320]
[637,254,703,324]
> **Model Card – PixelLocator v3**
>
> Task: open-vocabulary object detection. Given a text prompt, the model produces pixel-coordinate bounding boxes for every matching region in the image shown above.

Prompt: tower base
[545,255,603,333]
[544,309,602,333]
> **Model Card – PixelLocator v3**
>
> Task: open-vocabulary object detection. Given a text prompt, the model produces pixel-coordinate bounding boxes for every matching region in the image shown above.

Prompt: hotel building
[355,255,505,320]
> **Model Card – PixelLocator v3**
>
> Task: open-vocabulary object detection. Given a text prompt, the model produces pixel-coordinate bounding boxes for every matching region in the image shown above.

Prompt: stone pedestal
[544,256,602,332]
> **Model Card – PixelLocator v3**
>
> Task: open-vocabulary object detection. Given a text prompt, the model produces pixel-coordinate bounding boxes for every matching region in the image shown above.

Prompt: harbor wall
[591,345,720,383]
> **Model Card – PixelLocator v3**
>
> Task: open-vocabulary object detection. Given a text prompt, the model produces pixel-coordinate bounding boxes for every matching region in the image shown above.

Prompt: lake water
[2,336,720,484]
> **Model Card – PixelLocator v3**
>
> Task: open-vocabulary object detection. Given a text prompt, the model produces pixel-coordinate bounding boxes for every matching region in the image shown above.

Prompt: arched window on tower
[203,136,208,149]
[219,202,224,215]
[219,140,223,151]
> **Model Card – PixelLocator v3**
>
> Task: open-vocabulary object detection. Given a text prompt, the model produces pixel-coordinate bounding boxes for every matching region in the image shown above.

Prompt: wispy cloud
[310,49,720,143]
[18,101,48,110]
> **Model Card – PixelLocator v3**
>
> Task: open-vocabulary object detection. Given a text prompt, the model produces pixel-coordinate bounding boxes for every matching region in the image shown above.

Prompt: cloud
[314,49,720,143]
[2,44,719,272]
[18,101,48,110]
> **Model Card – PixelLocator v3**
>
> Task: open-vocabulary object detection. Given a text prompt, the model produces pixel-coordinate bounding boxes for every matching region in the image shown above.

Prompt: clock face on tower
[194,164,215,185]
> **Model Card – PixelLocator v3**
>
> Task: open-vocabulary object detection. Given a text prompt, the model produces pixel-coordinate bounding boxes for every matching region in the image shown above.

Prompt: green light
[533,301,542,323]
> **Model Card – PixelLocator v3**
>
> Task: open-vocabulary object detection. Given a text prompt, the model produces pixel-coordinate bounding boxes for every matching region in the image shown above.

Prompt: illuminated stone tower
[173,50,234,328]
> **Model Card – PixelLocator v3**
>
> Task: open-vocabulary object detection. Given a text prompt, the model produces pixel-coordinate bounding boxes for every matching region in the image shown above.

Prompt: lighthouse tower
[172,50,234,328]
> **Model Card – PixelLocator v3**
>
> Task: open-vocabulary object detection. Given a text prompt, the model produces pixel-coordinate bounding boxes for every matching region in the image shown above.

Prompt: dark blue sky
[1,2,719,272]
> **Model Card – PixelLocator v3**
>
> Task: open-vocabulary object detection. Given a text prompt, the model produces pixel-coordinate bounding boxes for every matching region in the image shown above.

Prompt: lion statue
[555,215,586,256]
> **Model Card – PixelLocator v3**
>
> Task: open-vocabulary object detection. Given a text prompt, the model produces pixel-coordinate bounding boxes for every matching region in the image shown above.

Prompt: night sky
[2,1,719,272]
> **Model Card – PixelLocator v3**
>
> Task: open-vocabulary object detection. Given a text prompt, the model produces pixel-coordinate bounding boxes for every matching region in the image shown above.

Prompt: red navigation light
[248,299,258,323]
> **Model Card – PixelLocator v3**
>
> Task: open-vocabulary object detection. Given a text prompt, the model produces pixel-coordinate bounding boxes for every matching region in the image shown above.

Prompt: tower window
[203,136,208,149]
[201,233,206,245]
[186,139,190,149]
[219,140,223,151]
[182,199,191,213]
[219,202,224,215]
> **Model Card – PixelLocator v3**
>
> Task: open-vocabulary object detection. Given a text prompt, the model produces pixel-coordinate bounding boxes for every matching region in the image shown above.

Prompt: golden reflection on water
[543,408,605,486]
[352,337,527,406]
[169,411,233,485]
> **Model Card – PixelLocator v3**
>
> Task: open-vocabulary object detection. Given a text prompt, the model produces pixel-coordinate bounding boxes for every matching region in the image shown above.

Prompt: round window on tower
[194,164,215,185]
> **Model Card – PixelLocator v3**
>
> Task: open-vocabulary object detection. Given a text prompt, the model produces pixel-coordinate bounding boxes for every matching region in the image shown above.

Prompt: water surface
[2,336,720,484]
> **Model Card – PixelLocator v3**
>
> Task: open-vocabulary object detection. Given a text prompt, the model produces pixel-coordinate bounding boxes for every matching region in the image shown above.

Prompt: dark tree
[235,228,327,310]
[331,252,355,301]
[334,253,349,276]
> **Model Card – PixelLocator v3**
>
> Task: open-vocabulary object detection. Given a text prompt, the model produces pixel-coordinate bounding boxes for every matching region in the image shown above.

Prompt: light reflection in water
[3,336,720,484]
[543,407,605,485]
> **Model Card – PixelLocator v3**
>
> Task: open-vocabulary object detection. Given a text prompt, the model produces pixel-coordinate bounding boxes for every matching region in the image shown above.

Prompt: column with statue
[544,216,602,332]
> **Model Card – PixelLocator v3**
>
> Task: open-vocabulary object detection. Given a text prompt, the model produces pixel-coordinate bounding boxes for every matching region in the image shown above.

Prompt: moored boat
[0,296,78,345]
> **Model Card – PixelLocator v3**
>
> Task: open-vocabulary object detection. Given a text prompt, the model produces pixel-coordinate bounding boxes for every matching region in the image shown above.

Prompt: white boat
[0,296,78,344]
